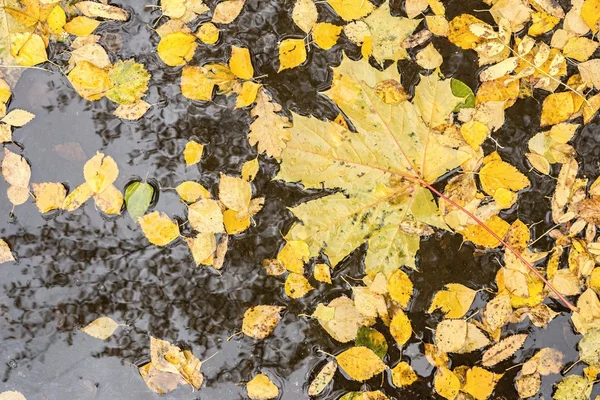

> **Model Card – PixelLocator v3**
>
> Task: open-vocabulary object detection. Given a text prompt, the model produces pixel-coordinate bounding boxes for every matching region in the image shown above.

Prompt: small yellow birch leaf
[235,81,261,108]
[540,92,580,127]
[223,209,251,234]
[2,109,35,127]
[435,319,468,353]
[462,367,503,400]
[47,5,66,34]
[67,61,111,101]
[563,37,599,61]
[292,0,317,33]
[188,199,224,233]
[479,160,530,195]
[212,0,246,24]
[62,183,94,211]
[138,211,180,246]
[494,187,517,208]
[308,360,337,396]
[0,239,15,264]
[229,46,253,80]
[277,240,310,273]
[314,263,331,283]
[246,374,279,400]
[516,372,541,398]
[176,181,211,202]
[64,16,101,36]
[415,43,443,69]
[528,11,560,36]
[32,182,67,213]
[424,343,449,368]
[84,152,118,194]
[285,272,314,298]
[113,101,151,120]
[93,184,123,215]
[185,233,216,266]
[327,0,375,21]
[11,33,47,66]
[387,269,413,308]
[241,158,259,181]
[76,1,129,21]
[483,295,512,331]
[242,305,285,339]
[582,0,600,33]
[312,23,343,50]
[219,173,252,213]
[336,346,387,381]
[434,367,460,400]
[196,22,219,44]
[278,38,306,72]
[428,283,476,319]
[7,186,29,206]
[184,140,204,165]
[427,15,449,36]
[157,32,198,67]
[390,310,412,345]
[2,148,30,187]
[0,125,9,143]
[460,120,489,150]
[460,216,511,248]
[392,361,417,387]
[526,153,551,175]
[80,316,119,340]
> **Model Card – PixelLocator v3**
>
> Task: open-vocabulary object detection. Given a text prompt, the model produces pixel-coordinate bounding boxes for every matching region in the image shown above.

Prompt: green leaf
[106,60,151,105]
[125,181,154,220]
[355,327,388,359]
[451,78,475,111]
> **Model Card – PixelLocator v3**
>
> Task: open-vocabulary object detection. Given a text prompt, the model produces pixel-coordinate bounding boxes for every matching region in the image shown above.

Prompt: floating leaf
[94,184,123,215]
[277,240,309,274]
[176,181,211,203]
[184,140,204,165]
[462,366,503,400]
[0,391,26,400]
[390,310,412,345]
[76,1,129,21]
[355,327,388,359]
[249,88,291,159]
[428,283,476,319]
[0,239,15,264]
[246,374,279,400]
[285,273,314,299]
[308,360,337,396]
[138,211,180,246]
[106,60,151,105]
[482,334,528,366]
[81,316,120,340]
[229,46,253,80]
[2,109,34,127]
[278,38,306,71]
[83,152,119,194]
[434,367,461,400]
[188,199,224,233]
[32,182,67,213]
[336,346,387,382]
[579,328,600,366]
[212,0,246,24]
[2,148,30,187]
[125,181,154,219]
[242,305,285,339]
[292,0,317,33]
[553,375,592,400]
[391,361,417,387]
[314,263,331,283]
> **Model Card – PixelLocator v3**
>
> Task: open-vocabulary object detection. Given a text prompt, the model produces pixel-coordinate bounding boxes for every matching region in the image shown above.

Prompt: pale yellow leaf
[81,316,119,340]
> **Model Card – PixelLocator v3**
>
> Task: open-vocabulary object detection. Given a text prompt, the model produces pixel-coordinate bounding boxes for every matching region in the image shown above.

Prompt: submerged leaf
[81,316,119,340]
[308,360,337,396]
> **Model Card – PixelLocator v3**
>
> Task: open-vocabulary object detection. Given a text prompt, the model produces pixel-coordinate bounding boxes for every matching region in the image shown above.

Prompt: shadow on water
[0,0,596,398]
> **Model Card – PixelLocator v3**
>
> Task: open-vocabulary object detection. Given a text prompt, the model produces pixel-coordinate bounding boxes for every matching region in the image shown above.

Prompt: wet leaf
[212,0,246,24]
[308,360,337,396]
[83,152,119,194]
[391,361,417,387]
[314,263,331,283]
[336,346,387,382]
[188,199,224,233]
[553,375,592,400]
[390,310,412,345]
[516,372,541,398]
[434,367,461,400]
[67,61,111,101]
[81,316,119,340]
[184,140,204,165]
[241,158,259,181]
[64,16,100,36]
[0,239,15,264]
[125,181,154,219]
[76,1,129,21]
[113,101,151,120]
[246,374,279,400]
[229,46,253,80]
[278,38,306,71]
[242,305,285,339]
[387,269,413,308]
[277,240,309,274]
[147,336,204,390]
[482,333,528,366]
[292,0,317,33]
[355,327,388,359]
[312,23,343,50]
[32,182,66,213]
[176,181,211,202]
[62,183,94,212]
[285,272,314,298]
[11,33,47,66]
[249,88,291,159]
[158,32,197,67]
[579,328,600,366]
[522,347,564,375]
[138,211,180,246]
[1,109,34,127]
[2,148,30,187]
[428,283,476,319]
[462,366,503,400]
[106,60,151,105]
[0,391,26,400]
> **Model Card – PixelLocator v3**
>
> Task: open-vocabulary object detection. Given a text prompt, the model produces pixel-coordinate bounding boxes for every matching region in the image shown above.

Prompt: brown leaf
[482,333,528,366]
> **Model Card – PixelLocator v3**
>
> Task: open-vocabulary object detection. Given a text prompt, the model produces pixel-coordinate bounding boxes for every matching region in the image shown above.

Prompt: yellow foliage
[138,211,180,246]
[183,140,204,165]
[229,46,253,80]
[312,23,343,50]
[157,32,197,66]
[32,182,66,213]
[336,346,387,381]
[278,38,306,71]
[64,16,101,36]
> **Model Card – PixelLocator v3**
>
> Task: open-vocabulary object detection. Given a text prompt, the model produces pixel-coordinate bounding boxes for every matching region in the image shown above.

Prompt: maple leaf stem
[418,178,579,312]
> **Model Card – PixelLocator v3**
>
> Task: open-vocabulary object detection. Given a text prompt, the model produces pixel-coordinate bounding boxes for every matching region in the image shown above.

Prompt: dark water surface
[0,0,597,398]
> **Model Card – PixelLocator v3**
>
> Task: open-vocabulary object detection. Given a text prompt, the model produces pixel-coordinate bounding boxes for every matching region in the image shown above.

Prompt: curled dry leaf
[242,305,285,339]
[80,316,120,340]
